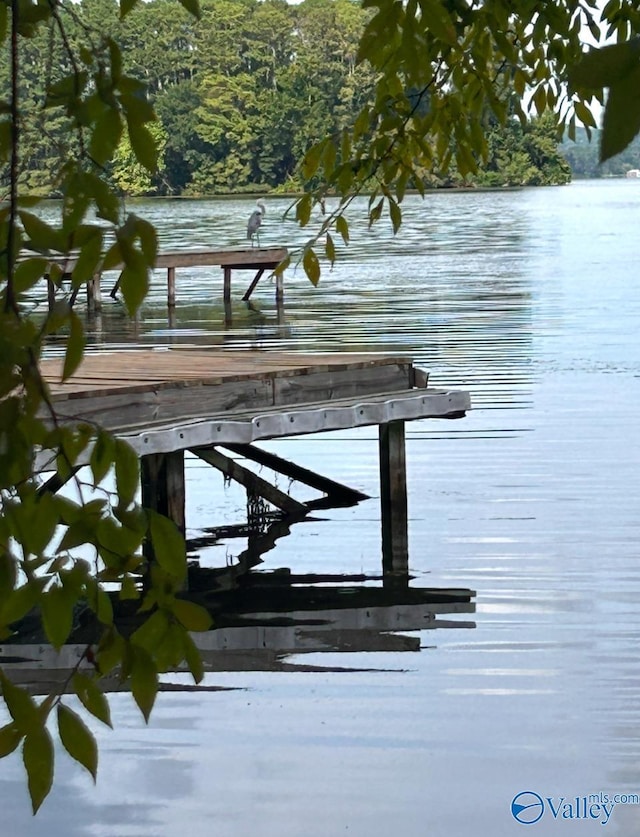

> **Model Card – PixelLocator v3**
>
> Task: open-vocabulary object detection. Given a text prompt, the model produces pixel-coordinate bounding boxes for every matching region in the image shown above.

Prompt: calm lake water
[3,179,640,835]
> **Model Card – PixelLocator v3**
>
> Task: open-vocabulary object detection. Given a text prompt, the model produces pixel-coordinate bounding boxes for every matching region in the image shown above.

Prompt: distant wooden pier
[41,247,289,311]
[40,349,471,577]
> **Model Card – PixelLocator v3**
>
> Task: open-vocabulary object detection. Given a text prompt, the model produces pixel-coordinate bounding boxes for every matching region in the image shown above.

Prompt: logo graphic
[511,791,545,824]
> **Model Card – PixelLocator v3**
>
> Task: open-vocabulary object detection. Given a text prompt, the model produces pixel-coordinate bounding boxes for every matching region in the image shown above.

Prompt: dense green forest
[1,0,572,197]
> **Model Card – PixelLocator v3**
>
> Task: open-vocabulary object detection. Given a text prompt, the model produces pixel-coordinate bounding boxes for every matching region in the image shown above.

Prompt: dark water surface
[3,180,640,835]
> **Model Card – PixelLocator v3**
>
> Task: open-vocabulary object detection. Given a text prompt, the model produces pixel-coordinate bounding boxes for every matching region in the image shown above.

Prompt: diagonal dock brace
[219,443,369,508]
[191,445,307,517]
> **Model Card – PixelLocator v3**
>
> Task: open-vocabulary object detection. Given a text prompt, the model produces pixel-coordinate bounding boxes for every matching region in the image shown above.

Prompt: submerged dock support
[141,450,186,533]
[141,451,187,586]
[379,421,409,577]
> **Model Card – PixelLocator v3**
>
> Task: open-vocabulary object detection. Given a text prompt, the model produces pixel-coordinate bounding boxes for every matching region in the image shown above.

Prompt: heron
[247,200,266,247]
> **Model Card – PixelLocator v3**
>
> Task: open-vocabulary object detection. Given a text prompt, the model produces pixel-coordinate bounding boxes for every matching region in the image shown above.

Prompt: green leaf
[302,141,324,180]
[0,582,41,628]
[114,439,139,506]
[0,3,7,45]
[295,193,312,227]
[90,430,115,485]
[118,264,149,316]
[0,552,17,605]
[72,673,112,728]
[569,40,640,90]
[133,216,158,266]
[95,626,125,676]
[335,215,349,244]
[127,121,158,172]
[57,703,98,781]
[0,672,38,732]
[62,311,85,382]
[273,254,290,277]
[574,100,597,129]
[23,725,54,814]
[324,232,336,265]
[13,258,48,293]
[419,0,458,45]
[119,0,138,18]
[172,598,212,632]
[177,0,200,19]
[182,631,204,684]
[18,212,61,253]
[302,247,320,286]
[532,84,546,116]
[90,110,123,167]
[130,608,170,652]
[85,578,114,625]
[0,722,24,757]
[119,574,139,600]
[389,199,402,235]
[601,65,640,162]
[130,647,158,722]
[369,197,384,226]
[40,586,74,649]
[148,511,186,580]
[71,233,103,289]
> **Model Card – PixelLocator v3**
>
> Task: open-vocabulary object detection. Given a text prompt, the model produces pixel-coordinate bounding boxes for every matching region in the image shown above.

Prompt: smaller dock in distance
[39,349,471,577]
[42,247,289,311]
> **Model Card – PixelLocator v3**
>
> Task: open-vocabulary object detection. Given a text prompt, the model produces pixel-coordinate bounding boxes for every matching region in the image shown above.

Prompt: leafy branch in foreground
[0,0,209,814]
[292,0,640,286]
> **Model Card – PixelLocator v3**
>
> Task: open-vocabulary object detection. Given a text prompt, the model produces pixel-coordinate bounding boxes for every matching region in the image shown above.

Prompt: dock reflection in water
[0,562,475,691]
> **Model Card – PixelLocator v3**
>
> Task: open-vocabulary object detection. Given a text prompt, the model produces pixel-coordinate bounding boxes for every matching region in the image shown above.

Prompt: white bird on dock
[247,200,266,247]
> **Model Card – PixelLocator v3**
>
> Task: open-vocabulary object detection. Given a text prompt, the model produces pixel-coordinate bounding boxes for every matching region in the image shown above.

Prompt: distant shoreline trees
[1,0,572,199]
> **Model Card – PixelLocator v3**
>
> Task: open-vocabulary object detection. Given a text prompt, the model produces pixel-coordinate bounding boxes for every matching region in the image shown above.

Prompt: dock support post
[223,266,232,303]
[168,266,176,308]
[87,274,101,314]
[379,421,409,577]
[275,270,284,304]
[141,451,187,585]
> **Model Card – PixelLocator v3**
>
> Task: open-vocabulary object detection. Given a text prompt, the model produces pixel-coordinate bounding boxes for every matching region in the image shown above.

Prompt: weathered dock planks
[38,350,470,450]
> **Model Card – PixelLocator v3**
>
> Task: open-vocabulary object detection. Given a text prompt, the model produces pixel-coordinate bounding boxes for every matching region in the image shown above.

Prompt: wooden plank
[221,443,369,503]
[49,377,275,431]
[40,351,411,399]
[133,387,468,452]
[36,247,288,272]
[379,421,408,576]
[241,268,265,301]
[272,362,412,405]
[192,446,307,517]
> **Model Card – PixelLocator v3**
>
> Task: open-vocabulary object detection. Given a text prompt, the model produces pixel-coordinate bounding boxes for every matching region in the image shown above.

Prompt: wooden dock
[41,246,289,311]
[39,348,471,576]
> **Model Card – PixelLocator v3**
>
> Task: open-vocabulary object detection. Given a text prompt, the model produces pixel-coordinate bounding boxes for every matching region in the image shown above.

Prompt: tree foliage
[294,0,640,282]
[0,0,576,197]
[0,0,209,814]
